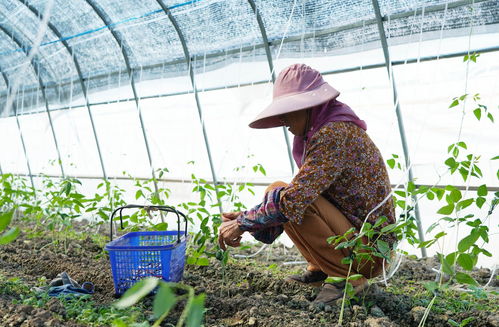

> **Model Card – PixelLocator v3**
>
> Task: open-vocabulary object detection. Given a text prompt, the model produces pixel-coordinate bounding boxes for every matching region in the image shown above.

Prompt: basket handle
[109,204,188,242]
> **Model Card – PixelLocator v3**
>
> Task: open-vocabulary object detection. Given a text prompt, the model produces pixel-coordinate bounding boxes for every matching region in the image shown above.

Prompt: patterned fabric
[237,121,396,245]
[236,188,288,244]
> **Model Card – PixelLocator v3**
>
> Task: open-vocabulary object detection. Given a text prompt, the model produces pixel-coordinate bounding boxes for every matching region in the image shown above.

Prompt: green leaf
[444,157,457,169]
[449,99,459,108]
[455,272,478,286]
[347,274,364,281]
[153,283,177,319]
[437,204,454,215]
[376,239,391,259]
[341,257,353,265]
[458,232,480,252]
[387,159,395,169]
[491,155,499,160]
[487,112,494,123]
[434,231,447,239]
[450,189,462,203]
[381,224,397,233]
[424,281,439,293]
[441,252,455,275]
[476,197,486,209]
[473,108,481,120]
[457,253,474,271]
[374,216,387,228]
[114,277,159,309]
[154,223,168,231]
[0,210,14,232]
[326,276,346,283]
[186,294,206,327]
[456,198,474,211]
[477,184,487,197]
[195,257,210,266]
[0,227,20,245]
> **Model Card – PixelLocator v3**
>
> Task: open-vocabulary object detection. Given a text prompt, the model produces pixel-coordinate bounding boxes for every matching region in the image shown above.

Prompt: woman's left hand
[218,219,244,251]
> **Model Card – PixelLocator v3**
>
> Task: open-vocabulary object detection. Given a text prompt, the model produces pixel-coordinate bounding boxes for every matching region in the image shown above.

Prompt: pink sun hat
[249,64,340,129]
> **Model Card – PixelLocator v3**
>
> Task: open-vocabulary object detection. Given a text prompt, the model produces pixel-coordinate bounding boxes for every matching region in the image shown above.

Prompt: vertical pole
[19,0,109,179]
[84,0,161,213]
[156,0,223,212]
[371,0,427,257]
[1,72,36,190]
[248,0,295,174]
[0,24,65,178]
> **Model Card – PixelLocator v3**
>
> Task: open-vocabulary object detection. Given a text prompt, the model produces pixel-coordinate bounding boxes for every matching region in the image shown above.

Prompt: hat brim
[249,82,340,129]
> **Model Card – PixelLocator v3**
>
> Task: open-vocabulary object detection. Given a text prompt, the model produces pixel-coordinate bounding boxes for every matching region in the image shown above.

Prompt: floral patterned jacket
[237,121,396,245]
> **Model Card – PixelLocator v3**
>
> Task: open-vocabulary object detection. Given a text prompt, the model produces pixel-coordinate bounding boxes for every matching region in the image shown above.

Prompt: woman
[218,64,396,304]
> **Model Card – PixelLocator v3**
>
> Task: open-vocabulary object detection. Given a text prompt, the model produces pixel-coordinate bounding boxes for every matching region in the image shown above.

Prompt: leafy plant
[114,277,205,327]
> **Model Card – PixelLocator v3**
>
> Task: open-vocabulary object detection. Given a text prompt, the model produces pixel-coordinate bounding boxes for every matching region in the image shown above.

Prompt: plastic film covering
[0,0,74,85]
[0,0,498,116]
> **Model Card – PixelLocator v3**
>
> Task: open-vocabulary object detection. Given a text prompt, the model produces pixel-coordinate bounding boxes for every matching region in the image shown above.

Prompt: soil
[0,233,497,327]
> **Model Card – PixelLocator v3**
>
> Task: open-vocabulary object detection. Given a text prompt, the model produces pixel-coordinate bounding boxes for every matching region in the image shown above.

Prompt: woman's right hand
[221,211,242,222]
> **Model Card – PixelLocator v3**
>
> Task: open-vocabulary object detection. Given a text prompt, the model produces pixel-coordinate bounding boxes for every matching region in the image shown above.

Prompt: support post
[0,24,65,178]
[247,0,295,174]
[371,0,427,257]
[18,0,108,180]
[0,72,36,190]
[84,0,160,200]
[156,0,223,212]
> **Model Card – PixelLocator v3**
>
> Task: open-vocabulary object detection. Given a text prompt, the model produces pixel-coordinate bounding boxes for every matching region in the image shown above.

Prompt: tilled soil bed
[0,232,497,327]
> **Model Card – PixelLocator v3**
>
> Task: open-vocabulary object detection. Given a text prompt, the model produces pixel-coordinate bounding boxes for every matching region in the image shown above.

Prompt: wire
[232,244,268,259]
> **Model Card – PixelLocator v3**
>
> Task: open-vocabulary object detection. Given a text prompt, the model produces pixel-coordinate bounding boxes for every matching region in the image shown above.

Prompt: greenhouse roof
[0,0,498,116]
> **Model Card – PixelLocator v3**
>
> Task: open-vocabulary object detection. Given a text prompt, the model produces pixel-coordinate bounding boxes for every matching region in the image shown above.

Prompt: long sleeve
[236,187,288,244]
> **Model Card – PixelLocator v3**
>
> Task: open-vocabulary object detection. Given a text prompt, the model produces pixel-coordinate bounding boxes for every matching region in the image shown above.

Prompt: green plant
[182,160,266,267]
[38,176,86,252]
[0,173,39,245]
[114,277,205,327]
[85,179,127,229]
[327,215,394,324]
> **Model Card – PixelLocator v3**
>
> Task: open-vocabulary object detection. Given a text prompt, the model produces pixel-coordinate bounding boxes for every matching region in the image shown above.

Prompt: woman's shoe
[285,270,328,287]
[313,281,368,305]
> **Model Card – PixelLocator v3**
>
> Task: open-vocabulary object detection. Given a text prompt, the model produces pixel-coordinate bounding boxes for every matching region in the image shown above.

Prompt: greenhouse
[0,0,498,326]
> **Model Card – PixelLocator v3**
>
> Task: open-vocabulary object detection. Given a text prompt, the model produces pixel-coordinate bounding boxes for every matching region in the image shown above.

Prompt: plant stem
[338,262,354,326]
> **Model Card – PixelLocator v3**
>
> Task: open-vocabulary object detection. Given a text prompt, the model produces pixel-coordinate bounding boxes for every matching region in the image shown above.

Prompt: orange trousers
[267,181,384,286]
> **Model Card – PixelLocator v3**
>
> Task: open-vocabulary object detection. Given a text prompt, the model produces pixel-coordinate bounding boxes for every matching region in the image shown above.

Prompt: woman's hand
[221,211,241,222]
[218,218,244,251]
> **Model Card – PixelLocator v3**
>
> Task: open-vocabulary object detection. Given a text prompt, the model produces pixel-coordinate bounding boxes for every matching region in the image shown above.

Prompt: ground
[0,228,497,327]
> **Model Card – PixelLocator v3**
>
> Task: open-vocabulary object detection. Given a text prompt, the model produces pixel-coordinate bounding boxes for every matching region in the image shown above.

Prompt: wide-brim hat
[249,64,340,129]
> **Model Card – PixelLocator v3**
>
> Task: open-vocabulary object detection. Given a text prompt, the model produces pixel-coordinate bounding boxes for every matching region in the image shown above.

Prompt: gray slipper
[48,272,81,288]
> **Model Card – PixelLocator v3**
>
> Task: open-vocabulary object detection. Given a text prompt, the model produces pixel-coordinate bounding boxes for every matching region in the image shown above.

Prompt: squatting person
[218,63,396,305]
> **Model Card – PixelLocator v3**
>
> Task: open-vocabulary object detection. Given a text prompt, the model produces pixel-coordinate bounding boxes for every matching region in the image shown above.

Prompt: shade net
[0,0,497,115]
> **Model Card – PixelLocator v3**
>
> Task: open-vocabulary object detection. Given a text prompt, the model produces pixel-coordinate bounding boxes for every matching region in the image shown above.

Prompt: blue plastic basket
[105,205,188,295]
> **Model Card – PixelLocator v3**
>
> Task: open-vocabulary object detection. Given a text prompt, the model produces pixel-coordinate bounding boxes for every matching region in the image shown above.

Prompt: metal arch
[0,24,65,178]
[18,0,108,180]
[371,0,427,257]
[83,0,160,192]
[247,0,295,174]
[0,69,35,190]
[155,1,221,199]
